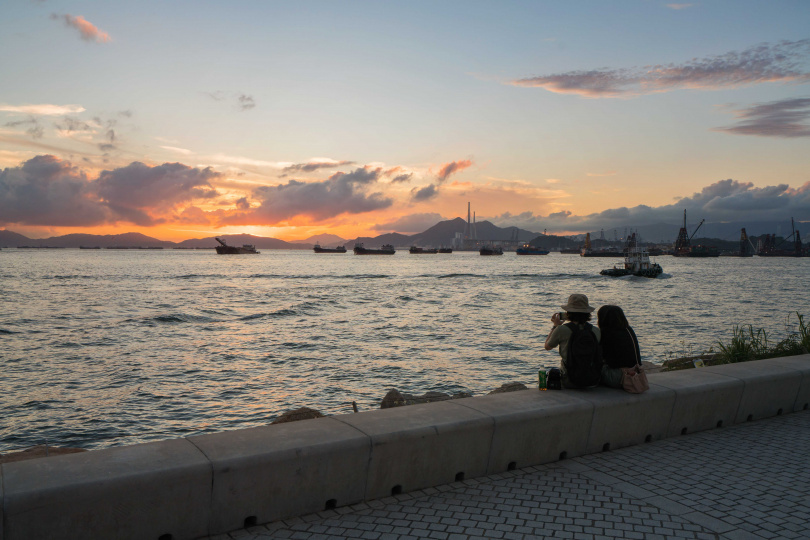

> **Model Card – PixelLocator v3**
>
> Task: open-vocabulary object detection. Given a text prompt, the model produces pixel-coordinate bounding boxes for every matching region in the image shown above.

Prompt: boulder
[271,407,325,424]
[380,389,473,408]
[488,382,528,395]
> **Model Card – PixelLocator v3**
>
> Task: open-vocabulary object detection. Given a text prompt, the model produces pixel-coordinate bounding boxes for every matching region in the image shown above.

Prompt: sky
[1,1,809,241]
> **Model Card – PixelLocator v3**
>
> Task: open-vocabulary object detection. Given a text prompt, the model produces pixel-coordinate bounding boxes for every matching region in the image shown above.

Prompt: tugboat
[516,243,550,255]
[313,243,347,253]
[600,234,662,278]
[215,237,259,254]
[479,245,503,256]
[353,243,396,255]
[409,246,439,254]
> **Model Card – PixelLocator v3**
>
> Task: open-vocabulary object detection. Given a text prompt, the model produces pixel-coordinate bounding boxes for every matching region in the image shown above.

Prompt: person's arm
[544,313,563,350]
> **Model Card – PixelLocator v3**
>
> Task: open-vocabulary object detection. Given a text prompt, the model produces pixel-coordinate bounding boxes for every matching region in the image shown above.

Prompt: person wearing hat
[544,293,601,388]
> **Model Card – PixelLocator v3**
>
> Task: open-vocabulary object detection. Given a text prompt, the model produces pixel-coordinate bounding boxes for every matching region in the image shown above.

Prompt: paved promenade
[206,409,810,540]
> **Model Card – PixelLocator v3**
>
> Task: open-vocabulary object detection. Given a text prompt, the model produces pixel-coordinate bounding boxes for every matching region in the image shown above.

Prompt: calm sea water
[1,249,808,452]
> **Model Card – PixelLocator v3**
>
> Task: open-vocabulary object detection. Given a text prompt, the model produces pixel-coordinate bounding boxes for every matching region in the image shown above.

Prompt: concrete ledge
[702,359,803,423]
[455,390,593,473]
[1,438,211,540]
[335,400,493,500]
[769,354,810,412]
[577,384,676,453]
[647,369,744,437]
[2,355,806,540]
[189,417,370,535]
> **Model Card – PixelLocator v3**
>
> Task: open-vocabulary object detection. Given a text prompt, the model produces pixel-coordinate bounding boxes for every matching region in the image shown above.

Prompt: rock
[381,389,472,408]
[0,445,87,464]
[488,382,528,395]
[271,407,325,424]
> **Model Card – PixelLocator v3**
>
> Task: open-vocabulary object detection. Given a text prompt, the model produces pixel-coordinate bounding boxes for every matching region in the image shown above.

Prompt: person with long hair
[596,304,640,388]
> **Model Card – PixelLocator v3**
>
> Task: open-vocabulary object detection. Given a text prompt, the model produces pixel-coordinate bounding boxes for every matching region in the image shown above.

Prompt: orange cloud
[52,14,111,43]
[437,159,473,183]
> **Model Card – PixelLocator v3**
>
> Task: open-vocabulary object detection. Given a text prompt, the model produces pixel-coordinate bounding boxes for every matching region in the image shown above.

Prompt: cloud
[489,178,810,234]
[160,145,194,155]
[0,104,86,116]
[666,3,694,9]
[51,14,111,43]
[437,159,473,183]
[0,155,109,226]
[384,166,413,183]
[281,159,355,175]
[411,184,438,201]
[714,97,810,138]
[372,213,447,232]
[512,40,810,98]
[5,117,44,139]
[223,166,393,224]
[238,94,256,111]
[96,162,221,225]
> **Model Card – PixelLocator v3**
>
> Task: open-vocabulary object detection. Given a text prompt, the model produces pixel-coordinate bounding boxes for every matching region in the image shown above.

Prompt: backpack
[562,322,602,388]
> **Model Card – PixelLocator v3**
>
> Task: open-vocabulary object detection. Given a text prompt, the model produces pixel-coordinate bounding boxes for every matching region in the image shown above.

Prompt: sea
[1,248,808,452]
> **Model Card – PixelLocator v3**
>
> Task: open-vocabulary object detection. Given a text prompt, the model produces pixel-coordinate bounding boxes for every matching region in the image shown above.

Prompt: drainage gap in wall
[559,451,568,460]
[777,408,783,416]
[747,414,754,422]
[325,499,337,510]
[158,535,173,540]
[602,443,610,452]
[644,435,652,443]
[244,516,257,528]
[455,472,465,481]
[391,485,402,496]
[681,427,688,435]
[716,420,724,428]
[507,461,517,471]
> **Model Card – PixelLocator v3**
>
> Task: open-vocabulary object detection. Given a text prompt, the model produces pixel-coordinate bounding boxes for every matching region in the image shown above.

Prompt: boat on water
[757,218,808,257]
[600,234,663,278]
[580,233,623,257]
[353,243,396,255]
[479,246,503,256]
[516,244,550,255]
[409,246,439,254]
[215,237,259,254]
[672,210,720,257]
[559,247,580,254]
[313,244,347,253]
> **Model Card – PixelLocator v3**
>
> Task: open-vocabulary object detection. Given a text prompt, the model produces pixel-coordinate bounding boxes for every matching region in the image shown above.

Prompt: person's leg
[600,364,624,388]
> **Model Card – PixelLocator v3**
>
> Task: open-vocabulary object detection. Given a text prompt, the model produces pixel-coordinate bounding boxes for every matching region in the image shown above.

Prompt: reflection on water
[1,249,808,451]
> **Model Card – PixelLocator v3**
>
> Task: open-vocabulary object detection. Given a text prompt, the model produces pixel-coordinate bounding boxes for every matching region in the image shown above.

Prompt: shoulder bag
[621,328,649,394]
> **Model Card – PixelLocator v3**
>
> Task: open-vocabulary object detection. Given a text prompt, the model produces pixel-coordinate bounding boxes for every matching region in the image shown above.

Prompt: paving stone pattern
[205,410,810,540]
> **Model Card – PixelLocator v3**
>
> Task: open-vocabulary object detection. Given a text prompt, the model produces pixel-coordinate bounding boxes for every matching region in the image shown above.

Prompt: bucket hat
[561,293,594,313]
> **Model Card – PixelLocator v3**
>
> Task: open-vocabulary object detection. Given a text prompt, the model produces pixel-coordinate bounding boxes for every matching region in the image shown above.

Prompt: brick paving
[204,410,810,540]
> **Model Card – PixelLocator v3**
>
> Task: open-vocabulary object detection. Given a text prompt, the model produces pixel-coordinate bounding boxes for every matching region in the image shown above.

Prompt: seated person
[596,304,641,388]
[545,293,601,388]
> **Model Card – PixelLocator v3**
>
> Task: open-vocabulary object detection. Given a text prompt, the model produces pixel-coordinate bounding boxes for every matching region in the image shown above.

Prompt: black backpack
[562,322,602,388]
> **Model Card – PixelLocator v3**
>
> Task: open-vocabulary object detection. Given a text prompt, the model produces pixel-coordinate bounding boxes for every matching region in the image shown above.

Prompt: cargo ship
[516,244,550,255]
[353,243,395,255]
[215,237,259,254]
[479,246,503,255]
[409,246,438,254]
[313,244,347,253]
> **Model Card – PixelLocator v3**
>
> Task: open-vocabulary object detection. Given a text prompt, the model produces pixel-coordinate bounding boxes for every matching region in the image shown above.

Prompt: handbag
[621,328,649,394]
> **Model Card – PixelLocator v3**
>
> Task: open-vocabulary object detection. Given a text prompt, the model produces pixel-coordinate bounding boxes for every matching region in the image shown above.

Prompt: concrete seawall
[2,355,808,540]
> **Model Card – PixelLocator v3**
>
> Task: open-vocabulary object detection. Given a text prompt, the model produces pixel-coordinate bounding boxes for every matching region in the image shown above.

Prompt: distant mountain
[287,233,347,247]
[0,229,34,248]
[175,234,309,250]
[353,217,540,248]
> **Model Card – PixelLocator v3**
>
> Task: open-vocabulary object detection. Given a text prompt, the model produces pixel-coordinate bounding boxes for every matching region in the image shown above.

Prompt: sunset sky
[1,1,808,241]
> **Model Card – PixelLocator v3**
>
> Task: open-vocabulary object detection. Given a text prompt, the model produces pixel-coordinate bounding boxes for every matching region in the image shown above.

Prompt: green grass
[715,312,810,364]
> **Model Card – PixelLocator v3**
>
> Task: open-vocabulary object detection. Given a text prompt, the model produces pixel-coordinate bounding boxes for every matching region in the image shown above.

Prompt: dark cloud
[490,179,810,233]
[411,184,438,201]
[714,97,810,138]
[513,40,810,98]
[372,213,447,232]
[98,143,116,152]
[51,13,111,43]
[224,166,393,224]
[96,162,221,223]
[235,197,251,210]
[0,155,109,226]
[281,160,355,175]
[383,166,413,184]
[5,117,44,139]
[238,94,256,111]
[437,159,473,183]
